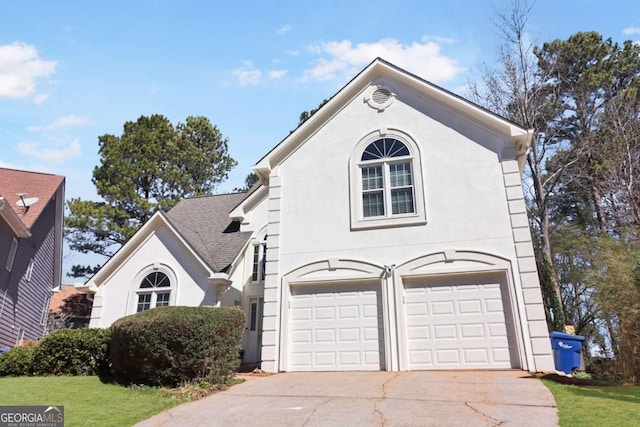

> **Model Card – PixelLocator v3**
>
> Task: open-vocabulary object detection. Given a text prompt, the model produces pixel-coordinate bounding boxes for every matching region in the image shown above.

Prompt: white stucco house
[84,58,554,373]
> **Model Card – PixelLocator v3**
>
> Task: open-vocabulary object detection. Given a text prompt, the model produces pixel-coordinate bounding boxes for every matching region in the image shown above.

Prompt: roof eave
[229,186,268,221]
[0,197,31,238]
[87,211,218,287]
[253,58,531,176]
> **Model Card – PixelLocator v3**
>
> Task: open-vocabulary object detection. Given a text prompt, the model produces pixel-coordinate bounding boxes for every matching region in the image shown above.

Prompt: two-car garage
[284,273,518,372]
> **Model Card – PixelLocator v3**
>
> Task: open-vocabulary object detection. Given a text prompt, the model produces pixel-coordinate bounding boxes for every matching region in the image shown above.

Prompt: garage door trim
[279,259,389,372]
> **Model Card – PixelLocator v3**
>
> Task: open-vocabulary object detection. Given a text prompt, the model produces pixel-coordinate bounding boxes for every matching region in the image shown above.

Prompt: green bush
[32,328,111,376]
[110,306,245,387]
[0,343,37,376]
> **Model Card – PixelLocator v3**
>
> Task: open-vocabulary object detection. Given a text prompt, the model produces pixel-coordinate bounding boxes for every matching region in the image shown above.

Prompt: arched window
[360,138,415,217]
[350,131,426,229]
[136,271,172,312]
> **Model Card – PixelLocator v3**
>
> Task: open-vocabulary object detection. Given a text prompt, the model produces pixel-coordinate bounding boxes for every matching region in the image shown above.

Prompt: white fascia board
[87,211,216,288]
[229,186,268,221]
[253,58,530,176]
[0,197,31,238]
[75,284,98,294]
[253,60,382,177]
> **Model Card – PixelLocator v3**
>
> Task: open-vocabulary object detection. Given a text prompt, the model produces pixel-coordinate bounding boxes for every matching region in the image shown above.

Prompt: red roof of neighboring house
[50,285,87,312]
[0,167,65,230]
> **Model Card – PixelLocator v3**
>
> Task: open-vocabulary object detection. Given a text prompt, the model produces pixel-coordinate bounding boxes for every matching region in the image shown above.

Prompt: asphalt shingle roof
[0,167,65,230]
[166,192,252,272]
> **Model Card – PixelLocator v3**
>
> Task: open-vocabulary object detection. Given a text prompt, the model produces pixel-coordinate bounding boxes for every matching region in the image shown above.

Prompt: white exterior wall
[90,227,217,328]
[258,79,553,372]
[279,91,514,268]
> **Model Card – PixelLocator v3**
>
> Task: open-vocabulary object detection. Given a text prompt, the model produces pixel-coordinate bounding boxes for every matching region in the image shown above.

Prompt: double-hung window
[350,132,426,229]
[361,138,415,218]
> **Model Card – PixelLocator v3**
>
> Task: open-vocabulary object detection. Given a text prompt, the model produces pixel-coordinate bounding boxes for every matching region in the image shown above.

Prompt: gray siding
[0,197,57,347]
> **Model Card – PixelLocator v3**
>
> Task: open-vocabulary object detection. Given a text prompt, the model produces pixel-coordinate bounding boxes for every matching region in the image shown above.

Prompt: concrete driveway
[136,371,558,427]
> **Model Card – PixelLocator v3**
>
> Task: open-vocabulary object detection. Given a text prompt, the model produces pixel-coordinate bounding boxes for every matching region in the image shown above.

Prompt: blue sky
[1,0,639,278]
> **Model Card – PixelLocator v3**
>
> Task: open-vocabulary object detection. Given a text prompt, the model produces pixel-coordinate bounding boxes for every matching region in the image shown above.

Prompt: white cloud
[27,115,88,133]
[304,37,463,84]
[277,24,292,35]
[18,139,82,163]
[623,26,640,35]
[0,160,25,170]
[233,62,262,86]
[285,49,300,56]
[34,93,49,105]
[0,42,56,99]
[269,69,287,79]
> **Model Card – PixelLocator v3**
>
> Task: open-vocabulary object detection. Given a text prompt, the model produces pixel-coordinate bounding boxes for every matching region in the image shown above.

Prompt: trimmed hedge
[110,306,245,387]
[0,342,37,376]
[31,328,111,376]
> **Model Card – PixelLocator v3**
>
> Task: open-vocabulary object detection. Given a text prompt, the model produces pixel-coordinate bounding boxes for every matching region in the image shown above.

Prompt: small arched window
[137,271,172,312]
[350,131,426,229]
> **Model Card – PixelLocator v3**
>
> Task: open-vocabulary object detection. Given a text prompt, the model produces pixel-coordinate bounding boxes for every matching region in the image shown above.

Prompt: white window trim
[15,328,25,346]
[41,294,51,326]
[6,238,18,272]
[130,264,177,314]
[25,259,35,282]
[250,236,267,284]
[349,129,427,230]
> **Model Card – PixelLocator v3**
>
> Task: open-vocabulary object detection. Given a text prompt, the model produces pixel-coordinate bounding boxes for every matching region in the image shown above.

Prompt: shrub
[32,328,111,376]
[110,306,245,387]
[0,343,37,376]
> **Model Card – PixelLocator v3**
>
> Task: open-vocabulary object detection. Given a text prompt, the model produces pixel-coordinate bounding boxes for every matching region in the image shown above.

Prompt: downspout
[383,264,397,371]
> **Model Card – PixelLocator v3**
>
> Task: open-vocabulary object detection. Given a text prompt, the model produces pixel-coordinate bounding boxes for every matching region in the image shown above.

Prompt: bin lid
[550,331,585,341]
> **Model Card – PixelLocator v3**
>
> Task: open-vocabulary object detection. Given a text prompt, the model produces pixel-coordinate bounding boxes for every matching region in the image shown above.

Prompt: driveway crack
[465,402,504,426]
[374,372,401,426]
[302,397,332,426]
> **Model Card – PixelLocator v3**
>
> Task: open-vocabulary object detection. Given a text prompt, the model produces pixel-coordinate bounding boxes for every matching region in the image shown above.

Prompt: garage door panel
[289,283,384,371]
[405,276,515,370]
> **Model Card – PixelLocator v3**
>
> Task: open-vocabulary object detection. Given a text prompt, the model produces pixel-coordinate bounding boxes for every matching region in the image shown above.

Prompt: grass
[542,379,640,427]
[0,376,185,427]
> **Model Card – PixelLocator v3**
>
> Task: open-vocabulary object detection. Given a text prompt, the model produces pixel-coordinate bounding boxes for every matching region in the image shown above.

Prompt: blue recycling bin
[549,331,585,374]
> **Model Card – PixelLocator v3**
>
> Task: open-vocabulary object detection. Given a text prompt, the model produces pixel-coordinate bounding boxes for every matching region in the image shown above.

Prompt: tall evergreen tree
[66,114,236,277]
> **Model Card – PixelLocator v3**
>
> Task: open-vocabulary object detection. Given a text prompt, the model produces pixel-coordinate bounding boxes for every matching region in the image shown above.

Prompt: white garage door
[288,283,384,371]
[404,275,514,370]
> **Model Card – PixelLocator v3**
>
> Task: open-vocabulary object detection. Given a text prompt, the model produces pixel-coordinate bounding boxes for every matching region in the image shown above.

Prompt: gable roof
[254,58,533,180]
[166,192,252,272]
[0,167,65,235]
[87,191,252,289]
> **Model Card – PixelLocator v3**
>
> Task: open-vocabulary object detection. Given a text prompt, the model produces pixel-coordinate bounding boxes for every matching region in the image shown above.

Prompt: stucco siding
[276,81,516,276]
[92,227,217,327]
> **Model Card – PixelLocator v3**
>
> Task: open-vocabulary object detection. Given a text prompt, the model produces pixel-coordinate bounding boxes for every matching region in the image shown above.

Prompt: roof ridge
[0,167,65,178]
[181,191,248,201]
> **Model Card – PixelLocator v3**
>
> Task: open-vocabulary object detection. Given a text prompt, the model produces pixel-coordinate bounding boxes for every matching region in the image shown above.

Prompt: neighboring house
[0,168,65,347]
[85,58,554,373]
[49,284,93,330]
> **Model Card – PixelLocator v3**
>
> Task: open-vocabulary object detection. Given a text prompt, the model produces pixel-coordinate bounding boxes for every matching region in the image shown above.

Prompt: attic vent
[372,87,392,104]
[365,85,395,111]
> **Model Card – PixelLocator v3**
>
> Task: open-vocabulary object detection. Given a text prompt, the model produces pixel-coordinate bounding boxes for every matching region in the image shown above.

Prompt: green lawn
[542,380,640,427]
[0,376,183,427]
